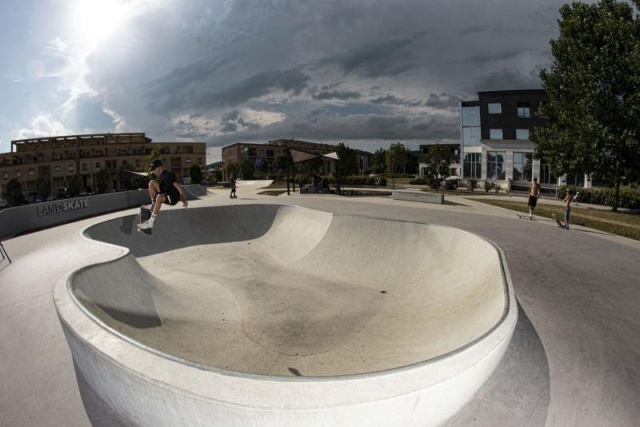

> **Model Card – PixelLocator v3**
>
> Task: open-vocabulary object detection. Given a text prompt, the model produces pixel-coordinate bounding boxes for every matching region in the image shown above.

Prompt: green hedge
[558,185,640,209]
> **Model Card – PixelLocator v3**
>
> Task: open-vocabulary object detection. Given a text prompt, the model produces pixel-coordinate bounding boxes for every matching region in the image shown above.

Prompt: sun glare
[70,0,134,48]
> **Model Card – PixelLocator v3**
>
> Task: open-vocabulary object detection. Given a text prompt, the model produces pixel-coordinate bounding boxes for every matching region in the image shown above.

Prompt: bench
[392,190,444,204]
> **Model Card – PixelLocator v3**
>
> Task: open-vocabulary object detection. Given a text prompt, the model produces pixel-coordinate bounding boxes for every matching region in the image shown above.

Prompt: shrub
[557,185,640,209]
[444,179,458,190]
[410,178,429,185]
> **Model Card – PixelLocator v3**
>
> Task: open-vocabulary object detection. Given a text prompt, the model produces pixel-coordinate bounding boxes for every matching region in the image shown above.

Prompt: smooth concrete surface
[54,204,516,426]
[2,182,640,426]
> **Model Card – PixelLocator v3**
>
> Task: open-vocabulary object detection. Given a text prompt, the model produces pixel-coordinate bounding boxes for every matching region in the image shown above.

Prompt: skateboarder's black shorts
[162,189,180,206]
[528,195,538,208]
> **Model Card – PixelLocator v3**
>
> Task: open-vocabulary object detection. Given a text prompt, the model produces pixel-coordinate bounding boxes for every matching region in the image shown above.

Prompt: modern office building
[0,132,206,198]
[459,89,553,188]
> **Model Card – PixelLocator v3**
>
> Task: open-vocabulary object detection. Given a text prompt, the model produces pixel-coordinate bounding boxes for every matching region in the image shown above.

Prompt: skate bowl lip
[54,203,518,424]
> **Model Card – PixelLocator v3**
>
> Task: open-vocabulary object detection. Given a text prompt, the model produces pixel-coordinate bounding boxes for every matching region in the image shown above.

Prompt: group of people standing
[528,177,572,229]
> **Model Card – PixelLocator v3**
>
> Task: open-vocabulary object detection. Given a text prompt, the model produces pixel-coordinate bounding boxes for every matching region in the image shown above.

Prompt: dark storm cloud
[471,68,544,93]
[146,68,310,114]
[311,90,361,101]
[370,95,422,108]
[321,36,421,78]
[174,120,208,139]
[0,0,578,157]
[424,93,459,110]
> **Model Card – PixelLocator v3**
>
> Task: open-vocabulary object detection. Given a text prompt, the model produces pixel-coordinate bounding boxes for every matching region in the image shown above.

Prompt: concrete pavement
[1,182,639,426]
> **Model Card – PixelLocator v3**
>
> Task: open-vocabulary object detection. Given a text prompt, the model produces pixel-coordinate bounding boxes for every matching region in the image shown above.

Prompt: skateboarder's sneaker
[137,220,154,230]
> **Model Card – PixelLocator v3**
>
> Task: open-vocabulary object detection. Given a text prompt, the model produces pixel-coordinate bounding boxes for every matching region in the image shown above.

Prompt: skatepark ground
[1,181,640,426]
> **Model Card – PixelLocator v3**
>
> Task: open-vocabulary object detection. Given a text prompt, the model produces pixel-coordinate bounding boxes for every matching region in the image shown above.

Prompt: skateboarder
[527,177,541,220]
[229,173,237,199]
[137,159,188,230]
[562,188,573,230]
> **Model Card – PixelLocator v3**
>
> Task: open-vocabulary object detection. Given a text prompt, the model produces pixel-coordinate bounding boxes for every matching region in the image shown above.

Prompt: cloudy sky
[0,0,589,162]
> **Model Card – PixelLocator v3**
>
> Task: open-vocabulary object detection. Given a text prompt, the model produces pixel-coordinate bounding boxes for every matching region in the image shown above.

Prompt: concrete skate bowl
[55,204,517,427]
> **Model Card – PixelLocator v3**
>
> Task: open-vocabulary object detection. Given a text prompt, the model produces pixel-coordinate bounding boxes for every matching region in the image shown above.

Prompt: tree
[35,175,51,200]
[144,145,162,175]
[5,178,24,206]
[68,173,84,197]
[95,168,110,194]
[531,0,640,211]
[372,148,387,174]
[334,143,358,177]
[238,158,255,179]
[189,165,203,184]
[386,142,407,187]
[423,144,454,188]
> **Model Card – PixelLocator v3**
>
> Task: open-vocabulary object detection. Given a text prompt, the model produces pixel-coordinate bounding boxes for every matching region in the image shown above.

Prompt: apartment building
[459,89,553,188]
[221,139,372,176]
[0,132,206,197]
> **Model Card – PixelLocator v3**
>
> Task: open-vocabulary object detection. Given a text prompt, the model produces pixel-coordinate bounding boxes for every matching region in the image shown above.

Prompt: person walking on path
[562,188,573,230]
[137,159,188,230]
[229,173,237,199]
[528,177,541,220]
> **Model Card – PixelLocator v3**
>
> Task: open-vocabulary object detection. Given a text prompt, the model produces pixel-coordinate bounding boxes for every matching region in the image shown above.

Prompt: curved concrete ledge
[54,204,517,426]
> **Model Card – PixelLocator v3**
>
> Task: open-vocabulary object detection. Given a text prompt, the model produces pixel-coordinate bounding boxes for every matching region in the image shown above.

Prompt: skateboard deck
[555,218,565,229]
[516,213,532,220]
[138,206,152,235]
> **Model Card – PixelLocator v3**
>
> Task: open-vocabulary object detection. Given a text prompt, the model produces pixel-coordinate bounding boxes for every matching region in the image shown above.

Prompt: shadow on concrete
[74,360,130,427]
[446,301,550,426]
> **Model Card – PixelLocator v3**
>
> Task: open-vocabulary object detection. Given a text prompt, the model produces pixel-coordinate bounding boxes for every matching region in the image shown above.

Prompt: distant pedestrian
[230,174,237,199]
[527,177,541,220]
[562,188,573,230]
[137,159,188,230]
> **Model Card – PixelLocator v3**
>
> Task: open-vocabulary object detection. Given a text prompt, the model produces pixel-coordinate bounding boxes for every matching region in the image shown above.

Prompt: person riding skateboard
[137,159,188,230]
[527,177,541,220]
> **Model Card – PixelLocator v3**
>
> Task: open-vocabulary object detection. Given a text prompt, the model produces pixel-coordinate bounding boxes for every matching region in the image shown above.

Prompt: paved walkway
[1,183,639,426]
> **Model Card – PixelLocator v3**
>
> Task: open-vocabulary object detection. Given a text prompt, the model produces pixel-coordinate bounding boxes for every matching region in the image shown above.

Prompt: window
[266,150,275,158]
[82,163,88,172]
[488,103,502,114]
[95,162,101,169]
[186,158,191,163]
[517,102,531,118]
[29,168,34,176]
[136,159,140,167]
[513,152,532,182]
[68,164,75,173]
[539,158,556,184]
[463,153,482,179]
[487,151,506,180]
[462,106,480,126]
[516,129,530,140]
[2,172,8,180]
[55,165,61,173]
[463,126,481,146]
[17,171,22,178]
[489,129,503,140]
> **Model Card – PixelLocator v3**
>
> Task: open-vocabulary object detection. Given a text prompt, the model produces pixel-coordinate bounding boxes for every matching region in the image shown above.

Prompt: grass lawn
[473,198,640,241]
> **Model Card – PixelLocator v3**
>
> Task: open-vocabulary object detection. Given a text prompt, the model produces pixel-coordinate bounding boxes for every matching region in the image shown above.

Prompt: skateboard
[555,218,566,229]
[515,213,533,220]
[138,205,152,235]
